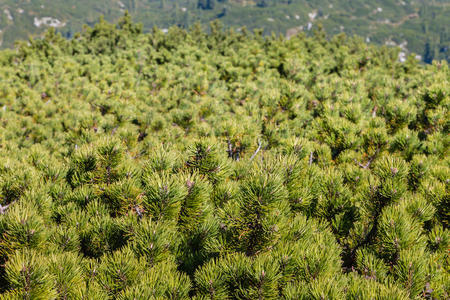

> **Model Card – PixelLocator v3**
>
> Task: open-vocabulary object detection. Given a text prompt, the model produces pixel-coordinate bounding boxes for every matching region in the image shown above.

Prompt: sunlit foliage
[0,15,448,299]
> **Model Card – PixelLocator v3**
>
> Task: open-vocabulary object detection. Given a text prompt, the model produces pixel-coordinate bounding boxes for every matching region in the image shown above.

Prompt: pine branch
[346,208,382,268]
[227,139,232,158]
[250,140,262,161]
[134,205,143,219]
[354,148,380,169]
[0,201,14,214]
[371,105,378,118]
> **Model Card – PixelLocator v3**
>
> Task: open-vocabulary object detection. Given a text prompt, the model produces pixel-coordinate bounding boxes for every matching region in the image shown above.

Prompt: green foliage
[95,247,143,297]
[0,15,448,298]
[48,252,84,299]
[129,218,178,266]
[0,1,449,63]
[3,250,57,299]
[0,202,47,256]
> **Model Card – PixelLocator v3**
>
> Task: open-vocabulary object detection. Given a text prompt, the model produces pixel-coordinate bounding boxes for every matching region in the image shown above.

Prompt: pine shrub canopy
[0,14,448,299]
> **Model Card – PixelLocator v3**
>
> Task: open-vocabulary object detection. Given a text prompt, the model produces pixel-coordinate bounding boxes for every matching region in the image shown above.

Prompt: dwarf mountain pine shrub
[0,15,448,299]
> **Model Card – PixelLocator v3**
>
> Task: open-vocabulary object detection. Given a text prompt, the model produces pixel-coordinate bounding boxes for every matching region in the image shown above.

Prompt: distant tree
[217,7,227,18]
[423,39,433,63]
[198,0,215,10]
[257,0,269,8]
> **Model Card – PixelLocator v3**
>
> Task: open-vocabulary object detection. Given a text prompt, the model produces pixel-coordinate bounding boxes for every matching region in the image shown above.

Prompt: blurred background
[0,0,448,62]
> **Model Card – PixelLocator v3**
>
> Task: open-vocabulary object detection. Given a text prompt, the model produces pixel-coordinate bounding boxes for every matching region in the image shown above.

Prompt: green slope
[0,0,448,62]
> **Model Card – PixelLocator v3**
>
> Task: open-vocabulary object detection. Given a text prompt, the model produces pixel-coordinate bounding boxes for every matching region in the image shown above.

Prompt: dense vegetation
[0,0,449,62]
[0,15,449,299]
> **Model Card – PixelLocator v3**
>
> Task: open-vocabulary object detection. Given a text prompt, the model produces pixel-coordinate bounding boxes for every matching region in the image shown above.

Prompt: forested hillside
[0,15,448,299]
[0,0,449,62]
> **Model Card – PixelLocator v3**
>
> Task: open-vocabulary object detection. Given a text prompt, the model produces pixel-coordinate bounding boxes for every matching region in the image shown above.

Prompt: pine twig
[227,138,233,159]
[250,140,262,161]
[227,138,241,161]
[227,139,232,156]
[134,205,143,219]
[354,148,380,169]
[0,201,14,214]
[354,159,368,169]
[309,151,314,166]
[371,105,378,118]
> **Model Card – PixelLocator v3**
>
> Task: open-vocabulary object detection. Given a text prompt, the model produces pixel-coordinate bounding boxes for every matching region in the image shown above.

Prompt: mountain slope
[0,0,448,62]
